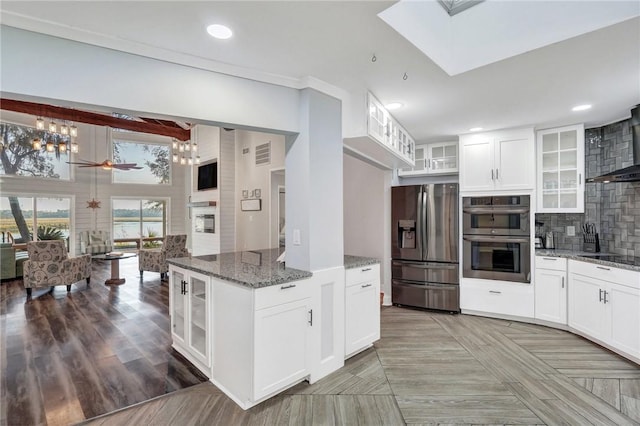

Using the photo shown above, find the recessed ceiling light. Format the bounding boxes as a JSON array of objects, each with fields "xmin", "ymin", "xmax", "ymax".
[
  {"xmin": 207, "ymin": 24, "xmax": 233, "ymax": 40},
  {"xmin": 469, "ymin": 127, "xmax": 483, "ymax": 132},
  {"xmin": 385, "ymin": 102, "xmax": 403, "ymax": 111},
  {"xmin": 572, "ymin": 104, "xmax": 592, "ymax": 112}
]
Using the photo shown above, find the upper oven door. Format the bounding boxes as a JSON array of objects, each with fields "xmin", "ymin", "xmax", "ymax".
[
  {"xmin": 462, "ymin": 234, "xmax": 531, "ymax": 283},
  {"xmin": 462, "ymin": 206, "xmax": 529, "ymax": 236}
]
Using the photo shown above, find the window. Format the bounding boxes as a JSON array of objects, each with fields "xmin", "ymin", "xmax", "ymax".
[
  {"xmin": 112, "ymin": 198, "xmax": 167, "ymax": 249},
  {"xmin": 112, "ymin": 135, "xmax": 171, "ymax": 185},
  {"xmin": 0, "ymin": 196, "xmax": 71, "ymax": 245},
  {"xmin": 0, "ymin": 122, "xmax": 71, "ymax": 180}
]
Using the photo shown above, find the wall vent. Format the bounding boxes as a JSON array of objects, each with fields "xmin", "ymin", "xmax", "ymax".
[{"xmin": 255, "ymin": 142, "xmax": 271, "ymax": 165}]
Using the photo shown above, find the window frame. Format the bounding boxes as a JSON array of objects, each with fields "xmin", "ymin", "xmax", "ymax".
[
  {"xmin": 110, "ymin": 129, "xmax": 173, "ymax": 186},
  {"xmin": 110, "ymin": 196, "xmax": 170, "ymax": 247}
]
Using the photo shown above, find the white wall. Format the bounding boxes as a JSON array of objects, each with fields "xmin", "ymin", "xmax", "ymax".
[
  {"xmin": 0, "ymin": 111, "xmax": 189, "ymax": 254},
  {"xmin": 234, "ymin": 130, "xmax": 285, "ymax": 251},
  {"xmin": 343, "ymin": 154, "xmax": 392, "ymax": 303}
]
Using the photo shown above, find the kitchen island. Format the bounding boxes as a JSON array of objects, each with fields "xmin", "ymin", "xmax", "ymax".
[{"xmin": 167, "ymin": 249, "xmax": 380, "ymax": 409}]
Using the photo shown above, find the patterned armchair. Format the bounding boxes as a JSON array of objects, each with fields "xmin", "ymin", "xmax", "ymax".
[
  {"xmin": 79, "ymin": 230, "xmax": 112, "ymax": 255},
  {"xmin": 23, "ymin": 240, "xmax": 91, "ymax": 296},
  {"xmin": 138, "ymin": 234, "xmax": 189, "ymax": 280}
]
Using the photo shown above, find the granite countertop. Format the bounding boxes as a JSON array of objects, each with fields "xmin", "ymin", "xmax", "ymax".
[
  {"xmin": 167, "ymin": 248, "xmax": 312, "ymax": 288},
  {"xmin": 344, "ymin": 255, "xmax": 380, "ymax": 269},
  {"xmin": 536, "ymin": 249, "xmax": 640, "ymax": 272}
]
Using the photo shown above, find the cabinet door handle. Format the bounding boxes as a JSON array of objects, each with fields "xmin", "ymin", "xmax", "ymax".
[
  {"xmin": 280, "ymin": 284, "xmax": 296, "ymax": 290},
  {"xmin": 542, "ymin": 257, "xmax": 557, "ymax": 261},
  {"xmin": 603, "ymin": 291, "xmax": 609, "ymax": 304},
  {"xmin": 491, "ymin": 169, "xmax": 494, "ymax": 180},
  {"xmin": 599, "ymin": 288, "xmax": 603, "ymax": 302},
  {"xmin": 561, "ymin": 277, "xmax": 565, "ymax": 289},
  {"xmin": 597, "ymin": 266, "xmax": 610, "ymax": 271},
  {"xmin": 183, "ymin": 280, "xmax": 188, "ymax": 295},
  {"xmin": 579, "ymin": 173, "xmax": 582, "ymax": 186},
  {"xmin": 495, "ymin": 168, "xmax": 499, "ymax": 180},
  {"xmin": 489, "ymin": 290, "xmax": 501, "ymax": 294},
  {"xmin": 181, "ymin": 280, "xmax": 184, "ymax": 295},
  {"xmin": 426, "ymin": 158, "xmax": 431, "ymax": 169},
  {"xmin": 308, "ymin": 309, "xmax": 313, "ymax": 326},
  {"xmin": 361, "ymin": 283, "xmax": 373, "ymax": 288},
  {"xmin": 361, "ymin": 267, "xmax": 372, "ymax": 272}
]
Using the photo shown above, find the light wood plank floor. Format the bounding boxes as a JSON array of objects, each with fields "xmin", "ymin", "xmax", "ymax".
[{"xmin": 3, "ymin": 259, "xmax": 640, "ymax": 425}]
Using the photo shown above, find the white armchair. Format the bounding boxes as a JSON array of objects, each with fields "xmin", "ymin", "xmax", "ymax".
[{"xmin": 79, "ymin": 230, "xmax": 112, "ymax": 255}]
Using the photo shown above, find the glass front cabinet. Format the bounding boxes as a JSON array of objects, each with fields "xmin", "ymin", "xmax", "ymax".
[
  {"xmin": 170, "ymin": 266, "xmax": 211, "ymax": 374},
  {"xmin": 398, "ymin": 141, "xmax": 458, "ymax": 176},
  {"xmin": 536, "ymin": 124, "xmax": 585, "ymax": 213}
]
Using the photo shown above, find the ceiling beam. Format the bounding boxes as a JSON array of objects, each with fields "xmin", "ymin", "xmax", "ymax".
[{"xmin": 0, "ymin": 98, "xmax": 192, "ymax": 141}]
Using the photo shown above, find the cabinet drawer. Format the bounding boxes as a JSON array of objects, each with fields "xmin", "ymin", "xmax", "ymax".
[
  {"xmin": 535, "ymin": 256, "xmax": 567, "ymax": 271},
  {"xmin": 345, "ymin": 264, "xmax": 379, "ymax": 287},
  {"xmin": 255, "ymin": 280, "xmax": 311, "ymax": 310},
  {"xmin": 460, "ymin": 280, "xmax": 534, "ymax": 318},
  {"xmin": 569, "ymin": 260, "xmax": 639, "ymax": 290}
]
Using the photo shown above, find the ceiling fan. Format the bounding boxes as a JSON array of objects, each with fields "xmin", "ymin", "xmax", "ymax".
[{"xmin": 66, "ymin": 159, "xmax": 142, "ymax": 170}]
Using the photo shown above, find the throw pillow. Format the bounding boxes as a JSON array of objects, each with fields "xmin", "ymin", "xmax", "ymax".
[{"xmin": 90, "ymin": 234, "xmax": 103, "ymax": 244}]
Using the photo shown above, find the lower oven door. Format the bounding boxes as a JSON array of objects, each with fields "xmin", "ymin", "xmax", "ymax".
[
  {"xmin": 392, "ymin": 279, "xmax": 460, "ymax": 312},
  {"xmin": 462, "ymin": 234, "xmax": 531, "ymax": 283}
]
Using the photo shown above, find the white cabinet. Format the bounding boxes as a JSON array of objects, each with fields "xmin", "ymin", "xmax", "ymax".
[
  {"xmin": 534, "ymin": 256, "xmax": 567, "ymax": 324},
  {"xmin": 345, "ymin": 264, "xmax": 380, "ymax": 358},
  {"xmin": 343, "ymin": 92, "xmax": 415, "ymax": 170},
  {"xmin": 536, "ymin": 124, "xmax": 585, "ymax": 212},
  {"xmin": 568, "ymin": 260, "xmax": 640, "ymax": 360},
  {"xmin": 460, "ymin": 278, "xmax": 534, "ymax": 318},
  {"xmin": 211, "ymin": 277, "xmax": 315, "ymax": 409},
  {"xmin": 254, "ymin": 296, "xmax": 312, "ymax": 400},
  {"xmin": 459, "ymin": 128, "xmax": 535, "ymax": 192},
  {"xmin": 398, "ymin": 142, "xmax": 458, "ymax": 176},
  {"xmin": 169, "ymin": 266, "xmax": 211, "ymax": 374}
]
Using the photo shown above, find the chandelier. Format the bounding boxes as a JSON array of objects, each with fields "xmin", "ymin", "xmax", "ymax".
[
  {"xmin": 172, "ymin": 139, "xmax": 200, "ymax": 166},
  {"xmin": 32, "ymin": 116, "xmax": 79, "ymax": 153}
]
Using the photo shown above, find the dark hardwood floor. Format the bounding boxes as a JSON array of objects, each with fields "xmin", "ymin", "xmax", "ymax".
[
  {"xmin": 3, "ymin": 258, "xmax": 640, "ymax": 425},
  {"xmin": 0, "ymin": 257, "xmax": 207, "ymax": 426}
]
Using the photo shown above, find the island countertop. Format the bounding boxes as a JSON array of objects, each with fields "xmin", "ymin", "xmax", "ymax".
[{"xmin": 167, "ymin": 248, "xmax": 312, "ymax": 288}]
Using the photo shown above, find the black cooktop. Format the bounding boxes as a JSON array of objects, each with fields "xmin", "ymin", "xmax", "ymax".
[{"xmin": 578, "ymin": 254, "xmax": 640, "ymax": 267}]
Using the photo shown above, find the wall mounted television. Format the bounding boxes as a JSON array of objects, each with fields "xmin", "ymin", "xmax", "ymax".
[{"xmin": 197, "ymin": 160, "xmax": 218, "ymax": 191}]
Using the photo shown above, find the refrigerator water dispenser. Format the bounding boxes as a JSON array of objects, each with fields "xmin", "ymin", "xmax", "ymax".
[{"xmin": 398, "ymin": 220, "xmax": 416, "ymax": 249}]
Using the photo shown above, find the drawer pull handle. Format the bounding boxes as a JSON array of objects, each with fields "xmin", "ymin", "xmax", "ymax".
[
  {"xmin": 489, "ymin": 290, "xmax": 501, "ymax": 294},
  {"xmin": 280, "ymin": 284, "xmax": 296, "ymax": 290},
  {"xmin": 542, "ymin": 258, "xmax": 557, "ymax": 261},
  {"xmin": 361, "ymin": 283, "xmax": 373, "ymax": 288},
  {"xmin": 361, "ymin": 267, "xmax": 372, "ymax": 272},
  {"xmin": 596, "ymin": 266, "xmax": 610, "ymax": 271}
]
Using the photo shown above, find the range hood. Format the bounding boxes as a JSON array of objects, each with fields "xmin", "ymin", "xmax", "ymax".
[{"xmin": 587, "ymin": 105, "xmax": 640, "ymax": 183}]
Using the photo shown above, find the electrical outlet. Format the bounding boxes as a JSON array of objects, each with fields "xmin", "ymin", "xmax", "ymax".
[{"xmin": 567, "ymin": 225, "xmax": 575, "ymax": 236}]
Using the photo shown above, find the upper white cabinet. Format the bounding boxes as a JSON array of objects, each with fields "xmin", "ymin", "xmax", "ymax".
[
  {"xmin": 398, "ymin": 141, "xmax": 458, "ymax": 177},
  {"xmin": 536, "ymin": 124, "xmax": 585, "ymax": 213},
  {"xmin": 459, "ymin": 128, "xmax": 535, "ymax": 192},
  {"xmin": 343, "ymin": 92, "xmax": 415, "ymax": 170}
]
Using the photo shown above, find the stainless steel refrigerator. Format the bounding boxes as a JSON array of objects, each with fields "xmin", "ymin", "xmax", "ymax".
[{"xmin": 391, "ymin": 183, "xmax": 459, "ymax": 312}]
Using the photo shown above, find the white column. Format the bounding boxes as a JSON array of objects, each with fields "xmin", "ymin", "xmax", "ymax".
[{"xmin": 285, "ymin": 89, "xmax": 343, "ymax": 271}]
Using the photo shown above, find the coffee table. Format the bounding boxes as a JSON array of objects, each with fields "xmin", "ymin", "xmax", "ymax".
[{"xmin": 92, "ymin": 252, "xmax": 137, "ymax": 285}]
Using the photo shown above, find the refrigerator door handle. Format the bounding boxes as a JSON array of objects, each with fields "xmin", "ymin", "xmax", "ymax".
[
  {"xmin": 416, "ymin": 186, "xmax": 423, "ymax": 260},
  {"xmin": 421, "ymin": 186, "xmax": 428, "ymax": 260},
  {"xmin": 392, "ymin": 260, "xmax": 457, "ymax": 269}
]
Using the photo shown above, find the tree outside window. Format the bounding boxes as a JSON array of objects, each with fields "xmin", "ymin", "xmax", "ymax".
[{"xmin": 112, "ymin": 139, "xmax": 170, "ymax": 185}]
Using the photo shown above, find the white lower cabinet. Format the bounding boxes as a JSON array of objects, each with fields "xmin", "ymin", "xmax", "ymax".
[
  {"xmin": 345, "ymin": 264, "xmax": 380, "ymax": 358},
  {"xmin": 254, "ymin": 296, "xmax": 312, "ymax": 400},
  {"xmin": 210, "ymin": 277, "xmax": 315, "ymax": 409},
  {"xmin": 568, "ymin": 260, "xmax": 640, "ymax": 360},
  {"xmin": 534, "ymin": 256, "xmax": 567, "ymax": 324},
  {"xmin": 460, "ymin": 278, "xmax": 534, "ymax": 318},
  {"xmin": 169, "ymin": 266, "xmax": 211, "ymax": 375}
]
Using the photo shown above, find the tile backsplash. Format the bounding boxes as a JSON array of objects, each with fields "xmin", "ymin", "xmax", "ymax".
[{"xmin": 536, "ymin": 118, "xmax": 640, "ymax": 256}]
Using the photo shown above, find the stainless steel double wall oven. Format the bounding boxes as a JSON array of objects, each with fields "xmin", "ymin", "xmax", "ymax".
[{"xmin": 462, "ymin": 195, "xmax": 531, "ymax": 283}]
